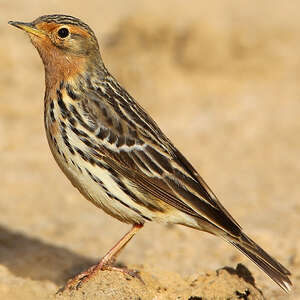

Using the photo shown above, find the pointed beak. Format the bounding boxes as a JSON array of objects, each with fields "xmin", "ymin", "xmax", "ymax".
[{"xmin": 8, "ymin": 21, "xmax": 46, "ymax": 38}]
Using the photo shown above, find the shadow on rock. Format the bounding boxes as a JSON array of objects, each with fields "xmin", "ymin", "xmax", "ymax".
[
  {"xmin": 0, "ymin": 224, "xmax": 96, "ymax": 285},
  {"xmin": 217, "ymin": 264, "xmax": 264, "ymax": 299},
  {"xmin": 220, "ymin": 263, "xmax": 256, "ymax": 286}
]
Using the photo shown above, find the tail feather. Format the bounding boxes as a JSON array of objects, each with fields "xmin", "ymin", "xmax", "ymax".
[{"xmin": 229, "ymin": 233, "xmax": 292, "ymax": 293}]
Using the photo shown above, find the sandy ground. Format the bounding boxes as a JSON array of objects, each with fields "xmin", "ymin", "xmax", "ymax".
[{"xmin": 0, "ymin": 1, "xmax": 299, "ymax": 299}]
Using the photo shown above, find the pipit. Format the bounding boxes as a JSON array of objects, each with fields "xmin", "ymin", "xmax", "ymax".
[{"xmin": 9, "ymin": 15, "xmax": 292, "ymax": 292}]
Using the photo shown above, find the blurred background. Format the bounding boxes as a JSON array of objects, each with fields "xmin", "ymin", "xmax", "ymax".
[{"xmin": 0, "ymin": 1, "xmax": 299, "ymax": 299}]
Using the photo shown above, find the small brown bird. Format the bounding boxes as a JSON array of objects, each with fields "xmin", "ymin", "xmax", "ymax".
[{"xmin": 9, "ymin": 15, "xmax": 291, "ymax": 292}]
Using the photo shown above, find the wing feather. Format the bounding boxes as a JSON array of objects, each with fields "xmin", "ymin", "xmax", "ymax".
[{"xmin": 81, "ymin": 82, "xmax": 242, "ymax": 236}]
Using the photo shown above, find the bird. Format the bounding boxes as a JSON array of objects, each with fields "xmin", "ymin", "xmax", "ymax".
[{"xmin": 8, "ymin": 14, "xmax": 292, "ymax": 293}]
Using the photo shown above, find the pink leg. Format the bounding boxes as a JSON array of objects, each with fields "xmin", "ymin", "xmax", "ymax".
[{"xmin": 61, "ymin": 224, "xmax": 143, "ymax": 291}]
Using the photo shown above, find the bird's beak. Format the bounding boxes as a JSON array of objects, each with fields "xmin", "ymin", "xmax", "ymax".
[{"xmin": 8, "ymin": 21, "xmax": 46, "ymax": 38}]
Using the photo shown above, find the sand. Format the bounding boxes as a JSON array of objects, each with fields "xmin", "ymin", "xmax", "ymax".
[{"xmin": 0, "ymin": 1, "xmax": 299, "ymax": 299}]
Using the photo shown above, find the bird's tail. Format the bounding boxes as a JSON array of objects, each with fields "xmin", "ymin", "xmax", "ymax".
[{"xmin": 227, "ymin": 232, "xmax": 292, "ymax": 292}]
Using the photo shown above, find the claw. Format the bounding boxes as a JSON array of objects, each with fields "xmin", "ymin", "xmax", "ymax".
[
  {"xmin": 57, "ymin": 264, "xmax": 143, "ymax": 293},
  {"xmin": 57, "ymin": 225, "xmax": 143, "ymax": 293}
]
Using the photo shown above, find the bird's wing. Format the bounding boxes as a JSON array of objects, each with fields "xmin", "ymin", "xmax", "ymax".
[{"xmin": 82, "ymin": 79, "xmax": 241, "ymax": 236}]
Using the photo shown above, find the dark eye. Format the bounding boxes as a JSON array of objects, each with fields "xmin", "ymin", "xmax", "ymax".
[{"xmin": 57, "ymin": 27, "xmax": 69, "ymax": 38}]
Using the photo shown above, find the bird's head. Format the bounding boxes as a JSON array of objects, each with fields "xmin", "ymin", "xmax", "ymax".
[{"xmin": 9, "ymin": 15, "xmax": 102, "ymax": 83}]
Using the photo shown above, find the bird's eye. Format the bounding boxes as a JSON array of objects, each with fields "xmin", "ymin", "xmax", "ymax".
[{"xmin": 57, "ymin": 27, "xmax": 69, "ymax": 38}]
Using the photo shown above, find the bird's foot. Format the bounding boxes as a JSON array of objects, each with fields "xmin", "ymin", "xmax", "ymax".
[
  {"xmin": 57, "ymin": 225, "xmax": 144, "ymax": 293},
  {"xmin": 57, "ymin": 259, "xmax": 142, "ymax": 293}
]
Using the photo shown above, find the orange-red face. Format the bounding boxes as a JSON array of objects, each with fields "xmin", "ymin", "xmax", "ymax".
[
  {"xmin": 9, "ymin": 20, "xmax": 98, "ymax": 57},
  {"xmin": 9, "ymin": 18, "xmax": 100, "ymax": 84},
  {"xmin": 37, "ymin": 22, "xmax": 97, "ymax": 55}
]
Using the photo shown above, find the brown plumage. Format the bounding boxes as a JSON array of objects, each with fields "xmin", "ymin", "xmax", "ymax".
[{"xmin": 9, "ymin": 14, "xmax": 292, "ymax": 292}]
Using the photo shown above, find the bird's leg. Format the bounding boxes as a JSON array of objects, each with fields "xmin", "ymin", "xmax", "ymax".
[
  {"xmin": 96, "ymin": 224, "xmax": 143, "ymax": 270},
  {"xmin": 62, "ymin": 224, "xmax": 143, "ymax": 291}
]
